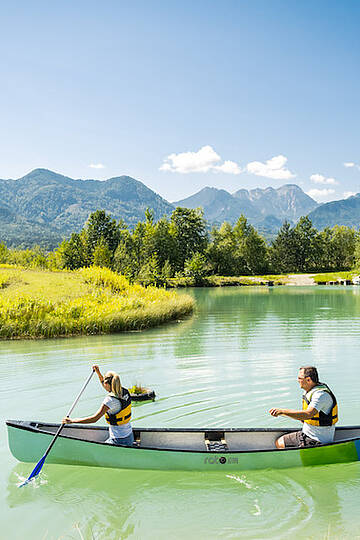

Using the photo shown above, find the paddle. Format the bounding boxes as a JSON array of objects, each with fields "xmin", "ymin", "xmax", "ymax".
[{"xmin": 19, "ymin": 368, "xmax": 95, "ymax": 487}]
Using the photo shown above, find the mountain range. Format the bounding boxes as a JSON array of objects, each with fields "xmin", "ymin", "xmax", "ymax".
[
  {"xmin": 0, "ymin": 168, "xmax": 359, "ymax": 249},
  {"xmin": 308, "ymin": 194, "xmax": 360, "ymax": 230},
  {"xmin": 0, "ymin": 169, "xmax": 173, "ymax": 248},
  {"xmin": 174, "ymin": 185, "xmax": 318, "ymax": 231}
]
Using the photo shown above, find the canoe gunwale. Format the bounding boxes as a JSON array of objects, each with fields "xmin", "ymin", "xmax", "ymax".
[{"xmin": 6, "ymin": 420, "xmax": 360, "ymax": 455}]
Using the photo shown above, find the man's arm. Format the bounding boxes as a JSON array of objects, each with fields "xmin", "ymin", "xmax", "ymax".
[{"xmin": 269, "ymin": 406, "xmax": 318, "ymax": 421}]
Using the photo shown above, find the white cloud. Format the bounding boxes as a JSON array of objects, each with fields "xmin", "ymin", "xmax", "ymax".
[
  {"xmin": 160, "ymin": 148, "xmax": 297, "ymax": 178},
  {"xmin": 214, "ymin": 160, "xmax": 242, "ymax": 174},
  {"xmin": 344, "ymin": 161, "xmax": 360, "ymax": 171},
  {"xmin": 310, "ymin": 173, "xmax": 338, "ymax": 185},
  {"xmin": 89, "ymin": 163, "xmax": 105, "ymax": 169},
  {"xmin": 306, "ymin": 188, "xmax": 335, "ymax": 202},
  {"xmin": 344, "ymin": 191, "xmax": 356, "ymax": 198},
  {"xmin": 159, "ymin": 145, "xmax": 242, "ymax": 174},
  {"xmin": 245, "ymin": 155, "xmax": 295, "ymax": 180}
]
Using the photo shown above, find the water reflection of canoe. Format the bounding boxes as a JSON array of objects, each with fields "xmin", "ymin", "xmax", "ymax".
[{"xmin": 6, "ymin": 420, "xmax": 360, "ymax": 471}]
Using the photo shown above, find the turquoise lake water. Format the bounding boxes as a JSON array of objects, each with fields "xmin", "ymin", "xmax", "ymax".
[{"xmin": 2, "ymin": 286, "xmax": 360, "ymax": 539}]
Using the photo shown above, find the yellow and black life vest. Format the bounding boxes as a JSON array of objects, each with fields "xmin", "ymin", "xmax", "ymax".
[
  {"xmin": 302, "ymin": 383, "xmax": 338, "ymax": 426},
  {"xmin": 104, "ymin": 388, "xmax": 132, "ymax": 426}
]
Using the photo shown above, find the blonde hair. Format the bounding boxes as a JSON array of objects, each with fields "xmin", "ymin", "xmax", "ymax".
[{"xmin": 104, "ymin": 371, "xmax": 123, "ymax": 398}]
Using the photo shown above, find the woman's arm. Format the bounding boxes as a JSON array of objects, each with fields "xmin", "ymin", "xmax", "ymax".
[
  {"xmin": 92, "ymin": 364, "xmax": 104, "ymax": 385},
  {"xmin": 62, "ymin": 403, "xmax": 109, "ymax": 424}
]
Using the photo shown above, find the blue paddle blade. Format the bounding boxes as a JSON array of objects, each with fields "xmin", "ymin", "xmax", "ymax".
[{"xmin": 18, "ymin": 455, "xmax": 46, "ymax": 488}]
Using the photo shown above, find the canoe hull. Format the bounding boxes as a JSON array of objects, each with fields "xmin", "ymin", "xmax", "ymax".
[{"xmin": 7, "ymin": 422, "xmax": 360, "ymax": 472}]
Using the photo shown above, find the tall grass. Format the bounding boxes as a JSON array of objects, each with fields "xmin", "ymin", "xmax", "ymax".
[
  {"xmin": 312, "ymin": 271, "xmax": 357, "ymax": 284},
  {"xmin": 0, "ymin": 273, "xmax": 10, "ymax": 289},
  {"xmin": 0, "ymin": 266, "xmax": 194, "ymax": 339},
  {"xmin": 80, "ymin": 266, "xmax": 130, "ymax": 293}
]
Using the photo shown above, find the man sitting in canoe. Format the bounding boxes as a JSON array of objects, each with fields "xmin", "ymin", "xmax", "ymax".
[
  {"xmin": 269, "ymin": 366, "xmax": 338, "ymax": 448},
  {"xmin": 63, "ymin": 365, "xmax": 134, "ymax": 446}
]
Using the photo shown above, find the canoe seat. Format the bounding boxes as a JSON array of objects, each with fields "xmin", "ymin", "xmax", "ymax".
[
  {"xmin": 139, "ymin": 431, "xmax": 206, "ymax": 450},
  {"xmin": 225, "ymin": 430, "xmax": 284, "ymax": 450}
]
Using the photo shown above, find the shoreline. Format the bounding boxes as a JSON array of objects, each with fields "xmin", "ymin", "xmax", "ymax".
[{"xmin": 166, "ymin": 271, "xmax": 358, "ymax": 288}]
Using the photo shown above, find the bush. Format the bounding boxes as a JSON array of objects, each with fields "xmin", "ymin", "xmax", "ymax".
[{"xmin": 184, "ymin": 252, "xmax": 208, "ymax": 284}]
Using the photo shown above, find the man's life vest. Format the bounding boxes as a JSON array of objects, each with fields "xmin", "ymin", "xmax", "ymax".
[
  {"xmin": 302, "ymin": 383, "xmax": 338, "ymax": 426},
  {"xmin": 104, "ymin": 387, "xmax": 132, "ymax": 426}
]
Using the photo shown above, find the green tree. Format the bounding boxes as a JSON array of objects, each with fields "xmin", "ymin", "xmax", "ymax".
[
  {"xmin": 317, "ymin": 227, "xmax": 333, "ymax": 271},
  {"xmin": 131, "ymin": 220, "xmax": 147, "ymax": 272},
  {"xmin": 141, "ymin": 209, "xmax": 158, "ymax": 263},
  {"xmin": 85, "ymin": 210, "xmax": 120, "ymax": 263},
  {"xmin": 170, "ymin": 207, "xmax": 208, "ymax": 271},
  {"xmin": 161, "ymin": 259, "xmax": 173, "ymax": 281},
  {"xmin": 113, "ymin": 242, "xmax": 135, "ymax": 279},
  {"xmin": 56, "ymin": 233, "xmax": 86, "ymax": 270},
  {"xmin": 93, "ymin": 238, "xmax": 113, "ymax": 268},
  {"xmin": 207, "ymin": 222, "xmax": 237, "ymax": 276},
  {"xmin": 329, "ymin": 225, "xmax": 356, "ymax": 270},
  {"xmin": 152, "ymin": 217, "xmax": 177, "ymax": 270},
  {"xmin": 293, "ymin": 216, "xmax": 320, "ymax": 272},
  {"xmin": 138, "ymin": 253, "xmax": 164, "ymax": 286},
  {"xmin": 184, "ymin": 252, "xmax": 208, "ymax": 284},
  {"xmin": 233, "ymin": 215, "xmax": 269, "ymax": 275},
  {"xmin": 354, "ymin": 232, "xmax": 360, "ymax": 270},
  {"xmin": 0, "ymin": 242, "xmax": 9, "ymax": 263},
  {"xmin": 270, "ymin": 221, "xmax": 298, "ymax": 273},
  {"xmin": 243, "ymin": 228, "xmax": 269, "ymax": 274},
  {"xmin": 113, "ymin": 224, "xmax": 137, "ymax": 279}
]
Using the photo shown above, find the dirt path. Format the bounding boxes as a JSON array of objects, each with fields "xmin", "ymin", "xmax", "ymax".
[{"xmin": 286, "ymin": 274, "xmax": 316, "ymax": 286}]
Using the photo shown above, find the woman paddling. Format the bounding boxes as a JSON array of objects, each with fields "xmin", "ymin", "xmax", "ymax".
[{"xmin": 62, "ymin": 365, "xmax": 134, "ymax": 446}]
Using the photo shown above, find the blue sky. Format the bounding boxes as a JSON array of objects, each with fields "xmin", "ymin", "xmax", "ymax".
[{"xmin": 1, "ymin": 0, "xmax": 360, "ymax": 202}]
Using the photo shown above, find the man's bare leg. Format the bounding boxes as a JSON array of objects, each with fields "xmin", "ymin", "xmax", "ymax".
[{"xmin": 275, "ymin": 436, "xmax": 285, "ymax": 449}]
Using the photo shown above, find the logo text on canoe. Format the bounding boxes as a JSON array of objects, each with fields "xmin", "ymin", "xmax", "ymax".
[{"xmin": 204, "ymin": 456, "xmax": 238, "ymax": 465}]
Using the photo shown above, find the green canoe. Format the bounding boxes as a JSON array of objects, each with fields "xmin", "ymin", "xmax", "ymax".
[{"xmin": 6, "ymin": 420, "xmax": 360, "ymax": 472}]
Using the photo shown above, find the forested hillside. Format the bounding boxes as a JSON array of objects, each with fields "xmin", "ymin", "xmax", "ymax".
[
  {"xmin": 308, "ymin": 194, "xmax": 360, "ymax": 229},
  {"xmin": 0, "ymin": 169, "xmax": 174, "ymax": 248}
]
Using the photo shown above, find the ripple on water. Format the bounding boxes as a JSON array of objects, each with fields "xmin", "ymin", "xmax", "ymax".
[
  {"xmin": 221, "ymin": 470, "xmax": 315, "ymax": 539},
  {"xmin": 13, "ymin": 470, "xmax": 48, "ymax": 489}
]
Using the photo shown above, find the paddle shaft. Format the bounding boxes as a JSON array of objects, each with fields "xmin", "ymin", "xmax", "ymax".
[
  {"xmin": 43, "ymin": 369, "xmax": 95, "ymax": 458},
  {"xmin": 19, "ymin": 369, "xmax": 95, "ymax": 486}
]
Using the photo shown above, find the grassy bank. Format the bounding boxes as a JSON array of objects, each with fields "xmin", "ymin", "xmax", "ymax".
[
  {"xmin": 166, "ymin": 274, "xmax": 289, "ymax": 287},
  {"xmin": 312, "ymin": 271, "xmax": 357, "ymax": 284},
  {"xmin": 0, "ymin": 265, "xmax": 194, "ymax": 339}
]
